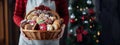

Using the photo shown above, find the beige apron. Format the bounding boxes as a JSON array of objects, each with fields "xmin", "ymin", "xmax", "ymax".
[{"xmin": 19, "ymin": 0, "xmax": 59, "ymax": 45}]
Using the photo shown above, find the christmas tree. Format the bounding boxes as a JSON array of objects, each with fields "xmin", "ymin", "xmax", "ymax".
[{"xmin": 67, "ymin": 0, "xmax": 102, "ymax": 45}]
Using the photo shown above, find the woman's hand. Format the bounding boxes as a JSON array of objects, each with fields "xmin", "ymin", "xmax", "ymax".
[
  {"xmin": 58, "ymin": 24, "xmax": 65, "ymax": 39},
  {"xmin": 20, "ymin": 19, "xmax": 28, "ymax": 28},
  {"xmin": 20, "ymin": 19, "xmax": 31, "ymax": 40}
]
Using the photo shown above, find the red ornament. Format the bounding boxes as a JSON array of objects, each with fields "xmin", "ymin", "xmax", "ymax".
[
  {"xmin": 82, "ymin": 30, "xmax": 88, "ymax": 35},
  {"xmin": 77, "ymin": 33, "xmax": 82, "ymax": 42},
  {"xmin": 70, "ymin": 19, "xmax": 75, "ymax": 23},
  {"xmin": 39, "ymin": 23, "xmax": 47, "ymax": 30},
  {"xmin": 76, "ymin": 26, "xmax": 88, "ymax": 42},
  {"xmin": 81, "ymin": 16, "xmax": 85, "ymax": 20},
  {"xmin": 91, "ymin": 17, "xmax": 96, "ymax": 20},
  {"xmin": 89, "ymin": 8, "xmax": 94, "ymax": 14}
]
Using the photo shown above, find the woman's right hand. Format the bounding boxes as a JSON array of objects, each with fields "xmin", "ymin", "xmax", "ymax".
[
  {"xmin": 57, "ymin": 24, "xmax": 65, "ymax": 39},
  {"xmin": 20, "ymin": 19, "xmax": 28, "ymax": 28},
  {"xmin": 20, "ymin": 19, "xmax": 31, "ymax": 40}
]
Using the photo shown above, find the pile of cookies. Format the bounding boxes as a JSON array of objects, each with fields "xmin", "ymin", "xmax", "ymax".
[{"xmin": 21, "ymin": 5, "xmax": 64, "ymax": 31}]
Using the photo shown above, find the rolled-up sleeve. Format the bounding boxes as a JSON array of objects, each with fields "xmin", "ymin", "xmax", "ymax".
[{"xmin": 13, "ymin": 0, "xmax": 27, "ymax": 27}]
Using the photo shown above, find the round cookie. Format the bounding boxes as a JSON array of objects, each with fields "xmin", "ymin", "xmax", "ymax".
[
  {"xmin": 36, "ymin": 17, "xmax": 44, "ymax": 24},
  {"xmin": 47, "ymin": 24, "xmax": 53, "ymax": 31},
  {"xmin": 32, "ymin": 16, "xmax": 38, "ymax": 20}
]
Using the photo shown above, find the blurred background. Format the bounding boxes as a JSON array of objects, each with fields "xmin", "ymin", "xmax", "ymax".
[{"xmin": 0, "ymin": 0, "xmax": 120, "ymax": 45}]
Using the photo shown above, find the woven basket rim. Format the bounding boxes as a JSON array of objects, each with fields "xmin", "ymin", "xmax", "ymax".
[
  {"xmin": 22, "ymin": 28, "xmax": 61, "ymax": 32},
  {"xmin": 24, "ymin": 9, "xmax": 60, "ymax": 20}
]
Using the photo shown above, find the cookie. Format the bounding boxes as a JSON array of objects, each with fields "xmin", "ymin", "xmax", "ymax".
[
  {"xmin": 49, "ymin": 16, "xmax": 56, "ymax": 21},
  {"xmin": 52, "ymin": 20, "xmax": 61, "ymax": 30},
  {"xmin": 32, "ymin": 16, "xmax": 38, "ymax": 20},
  {"xmin": 24, "ymin": 24, "xmax": 34, "ymax": 30},
  {"xmin": 27, "ymin": 13, "xmax": 35, "ymax": 20},
  {"xmin": 36, "ymin": 17, "xmax": 44, "ymax": 24},
  {"xmin": 47, "ymin": 24, "xmax": 53, "ymax": 31}
]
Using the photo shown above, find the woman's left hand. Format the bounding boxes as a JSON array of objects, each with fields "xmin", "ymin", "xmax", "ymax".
[{"xmin": 57, "ymin": 24, "xmax": 65, "ymax": 39}]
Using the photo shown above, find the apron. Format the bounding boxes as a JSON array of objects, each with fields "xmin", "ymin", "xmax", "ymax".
[{"xmin": 19, "ymin": 0, "xmax": 59, "ymax": 45}]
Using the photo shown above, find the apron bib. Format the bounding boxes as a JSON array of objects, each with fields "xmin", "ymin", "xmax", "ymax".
[{"xmin": 26, "ymin": 0, "xmax": 56, "ymax": 15}]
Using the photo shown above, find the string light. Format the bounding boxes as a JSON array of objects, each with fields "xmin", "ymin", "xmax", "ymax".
[
  {"xmin": 70, "ymin": 29, "xmax": 73, "ymax": 33},
  {"xmin": 68, "ymin": 6, "xmax": 72, "ymax": 10},
  {"xmin": 93, "ymin": 35, "xmax": 96, "ymax": 38},
  {"xmin": 96, "ymin": 40, "xmax": 99, "ymax": 43},
  {"xmin": 77, "ymin": 6, "xmax": 79, "ymax": 8},
  {"xmin": 97, "ymin": 31, "xmax": 100, "ymax": 36},
  {"xmin": 87, "ymin": 0, "xmax": 92, "ymax": 5},
  {"xmin": 70, "ymin": 14, "xmax": 75, "ymax": 19},
  {"xmin": 74, "ymin": 34, "xmax": 77, "ymax": 36},
  {"xmin": 80, "ymin": 8, "xmax": 83, "ymax": 11},
  {"xmin": 90, "ymin": 25, "xmax": 93, "ymax": 28},
  {"xmin": 86, "ymin": 7, "xmax": 88, "ymax": 9},
  {"xmin": 82, "ymin": 11, "xmax": 87, "ymax": 15},
  {"xmin": 84, "ymin": 21, "xmax": 88, "ymax": 23},
  {"xmin": 89, "ymin": 19, "xmax": 92, "ymax": 22},
  {"xmin": 75, "ymin": 18, "xmax": 78, "ymax": 21}
]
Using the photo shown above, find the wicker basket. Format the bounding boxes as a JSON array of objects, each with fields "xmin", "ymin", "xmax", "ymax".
[
  {"xmin": 21, "ymin": 6, "xmax": 63, "ymax": 40},
  {"xmin": 22, "ymin": 29, "xmax": 61, "ymax": 40}
]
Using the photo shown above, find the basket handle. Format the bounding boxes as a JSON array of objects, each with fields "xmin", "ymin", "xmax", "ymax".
[{"xmin": 24, "ymin": 9, "xmax": 36, "ymax": 19}]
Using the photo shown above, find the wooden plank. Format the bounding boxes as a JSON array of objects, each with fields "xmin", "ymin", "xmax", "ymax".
[
  {"xmin": 4, "ymin": 0, "xmax": 9, "ymax": 45},
  {"xmin": 0, "ymin": 1, "xmax": 4, "ymax": 45}
]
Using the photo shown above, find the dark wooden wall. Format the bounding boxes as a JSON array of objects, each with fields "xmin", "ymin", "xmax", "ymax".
[
  {"xmin": 8, "ymin": 0, "xmax": 20, "ymax": 45},
  {"xmin": 97, "ymin": 0, "xmax": 120, "ymax": 45},
  {"xmin": 0, "ymin": 0, "xmax": 9, "ymax": 45}
]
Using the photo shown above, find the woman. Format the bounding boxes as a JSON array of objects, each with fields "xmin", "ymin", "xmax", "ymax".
[{"xmin": 13, "ymin": 0, "xmax": 69, "ymax": 45}]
